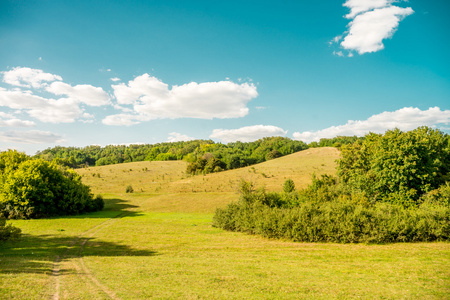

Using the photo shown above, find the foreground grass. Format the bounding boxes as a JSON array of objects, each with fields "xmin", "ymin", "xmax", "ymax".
[
  {"xmin": 2, "ymin": 193, "xmax": 449, "ymax": 299},
  {"xmin": 1, "ymin": 148, "xmax": 449, "ymax": 299}
]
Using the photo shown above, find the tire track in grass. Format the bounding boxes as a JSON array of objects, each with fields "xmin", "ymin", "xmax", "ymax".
[{"xmin": 52, "ymin": 212, "xmax": 131, "ymax": 300}]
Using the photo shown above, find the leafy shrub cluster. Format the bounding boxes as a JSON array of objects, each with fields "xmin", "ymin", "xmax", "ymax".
[
  {"xmin": 0, "ymin": 150, "xmax": 104, "ymax": 219},
  {"xmin": 213, "ymin": 127, "xmax": 450, "ymax": 243},
  {"xmin": 213, "ymin": 187, "xmax": 449, "ymax": 243}
]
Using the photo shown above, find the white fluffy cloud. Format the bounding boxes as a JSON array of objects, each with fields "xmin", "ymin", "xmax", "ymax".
[
  {"xmin": 0, "ymin": 67, "xmax": 110, "ymax": 124},
  {"xmin": 0, "ymin": 88, "xmax": 83, "ymax": 123},
  {"xmin": 104, "ymin": 74, "xmax": 258, "ymax": 125},
  {"xmin": 46, "ymin": 82, "xmax": 110, "ymax": 106},
  {"xmin": 0, "ymin": 130, "xmax": 65, "ymax": 144},
  {"xmin": 343, "ymin": 0, "xmax": 395, "ymax": 19},
  {"xmin": 167, "ymin": 132, "xmax": 196, "ymax": 143},
  {"xmin": 210, "ymin": 125, "xmax": 287, "ymax": 143},
  {"xmin": 334, "ymin": 0, "xmax": 413, "ymax": 55},
  {"xmin": 2, "ymin": 67, "xmax": 62, "ymax": 88},
  {"xmin": 293, "ymin": 107, "xmax": 450, "ymax": 143}
]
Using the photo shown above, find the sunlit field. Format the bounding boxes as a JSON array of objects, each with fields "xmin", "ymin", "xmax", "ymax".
[{"xmin": 1, "ymin": 148, "xmax": 449, "ymax": 299}]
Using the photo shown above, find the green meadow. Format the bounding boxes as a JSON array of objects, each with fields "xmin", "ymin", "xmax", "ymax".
[{"xmin": 1, "ymin": 147, "xmax": 449, "ymax": 299}]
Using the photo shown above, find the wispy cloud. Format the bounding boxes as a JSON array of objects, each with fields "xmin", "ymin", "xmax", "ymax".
[
  {"xmin": 0, "ymin": 111, "xmax": 35, "ymax": 127},
  {"xmin": 104, "ymin": 74, "xmax": 258, "ymax": 125},
  {"xmin": 0, "ymin": 130, "xmax": 65, "ymax": 144},
  {"xmin": 210, "ymin": 125, "xmax": 287, "ymax": 143},
  {"xmin": 293, "ymin": 107, "xmax": 450, "ymax": 143},
  {"xmin": 332, "ymin": 0, "xmax": 413, "ymax": 55}
]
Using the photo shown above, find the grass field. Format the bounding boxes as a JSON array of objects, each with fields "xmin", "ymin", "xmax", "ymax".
[{"xmin": 1, "ymin": 147, "xmax": 449, "ymax": 299}]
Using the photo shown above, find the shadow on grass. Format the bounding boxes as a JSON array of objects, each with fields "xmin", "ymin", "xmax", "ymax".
[
  {"xmin": 56, "ymin": 198, "xmax": 143, "ymax": 219},
  {"xmin": 0, "ymin": 197, "xmax": 154, "ymax": 275},
  {"xmin": 0, "ymin": 233, "xmax": 158, "ymax": 275},
  {"xmin": 102, "ymin": 198, "xmax": 139, "ymax": 212}
]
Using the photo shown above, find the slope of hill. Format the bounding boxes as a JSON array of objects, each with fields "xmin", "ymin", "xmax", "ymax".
[{"xmin": 77, "ymin": 147, "xmax": 339, "ymax": 195}]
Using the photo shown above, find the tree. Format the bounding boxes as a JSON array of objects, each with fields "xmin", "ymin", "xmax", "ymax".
[
  {"xmin": 0, "ymin": 157, "xmax": 103, "ymax": 219},
  {"xmin": 337, "ymin": 127, "xmax": 450, "ymax": 205},
  {"xmin": 283, "ymin": 179, "xmax": 296, "ymax": 193}
]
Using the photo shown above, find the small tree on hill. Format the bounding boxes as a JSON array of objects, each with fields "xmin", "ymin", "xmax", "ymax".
[{"xmin": 283, "ymin": 178, "xmax": 296, "ymax": 193}]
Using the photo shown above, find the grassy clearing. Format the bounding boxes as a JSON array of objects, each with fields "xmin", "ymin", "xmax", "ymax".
[{"xmin": 1, "ymin": 148, "xmax": 449, "ymax": 299}]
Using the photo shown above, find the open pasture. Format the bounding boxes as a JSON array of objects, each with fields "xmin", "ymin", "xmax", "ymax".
[{"xmin": 1, "ymin": 148, "xmax": 449, "ymax": 299}]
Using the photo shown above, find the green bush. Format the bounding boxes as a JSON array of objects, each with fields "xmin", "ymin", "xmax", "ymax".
[
  {"xmin": 0, "ymin": 150, "xmax": 103, "ymax": 219},
  {"xmin": 213, "ymin": 197, "xmax": 450, "ymax": 243},
  {"xmin": 213, "ymin": 178, "xmax": 450, "ymax": 244}
]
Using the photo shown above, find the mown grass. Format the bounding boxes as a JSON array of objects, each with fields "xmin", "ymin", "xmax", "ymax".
[{"xmin": 1, "ymin": 148, "xmax": 449, "ymax": 299}]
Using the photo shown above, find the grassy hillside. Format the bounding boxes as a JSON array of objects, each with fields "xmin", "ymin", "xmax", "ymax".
[
  {"xmin": 1, "ymin": 147, "xmax": 449, "ymax": 299},
  {"xmin": 78, "ymin": 147, "xmax": 339, "ymax": 195}
]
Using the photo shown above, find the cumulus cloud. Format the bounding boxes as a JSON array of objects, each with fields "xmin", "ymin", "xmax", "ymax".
[
  {"xmin": 167, "ymin": 132, "xmax": 196, "ymax": 143},
  {"xmin": 343, "ymin": 0, "xmax": 395, "ymax": 19},
  {"xmin": 110, "ymin": 77, "xmax": 121, "ymax": 82},
  {"xmin": 46, "ymin": 82, "xmax": 110, "ymax": 106},
  {"xmin": 333, "ymin": 0, "xmax": 413, "ymax": 55},
  {"xmin": 293, "ymin": 107, "xmax": 450, "ymax": 143},
  {"xmin": 0, "ymin": 88, "xmax": 83, "ymax": 123},
  {"xmin": 0, "ymin": 67, "xmax": 110, "ymax": 124},
  {"xmin": 0, "ymin": 130, "xmax": 65, "ymax": 144},
  {"xmin": 2, "ymin": 67, "xmax": 62, "ymax": 88},
  {"xmin": 210, "ymin": 125, "xmax": 287, "ymax": 143},
  {"xmin": 105, "ymin": 74, "xmax": 258, "ymax": 125}
]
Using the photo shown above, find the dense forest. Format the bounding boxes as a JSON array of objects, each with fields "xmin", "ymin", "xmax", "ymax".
[{"xmin": 213, "ymin": 127, "xmax": 450, "ymax": 243}]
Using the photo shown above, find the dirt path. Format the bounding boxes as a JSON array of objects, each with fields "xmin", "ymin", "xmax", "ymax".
[{"xmin": 51, "ymin": 212, "xmax": 131, "ymax": 300}]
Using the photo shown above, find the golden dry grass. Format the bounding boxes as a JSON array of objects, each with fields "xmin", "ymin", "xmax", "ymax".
[{"xmin": 78, "ymin": 147, "xmax": 340, "ymax": 195}]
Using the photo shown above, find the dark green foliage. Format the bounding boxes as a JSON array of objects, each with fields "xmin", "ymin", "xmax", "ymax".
[
  {"xmin": 283, "ymin": 179, "xmax": 296, "ymax": 193},
  {"xmin": 337, "ymin": 127, "xmax": 450, "ymax": 205},
  {"xmin": 0, "ymin": 150, "xmax": 103, "ymax": 219},
  {"xmin": 308, "ymin": 136, "xmax": 363, "ymax": 148},
  {"xmin": 214, "ymin": 200, "xmax": 450, "ymax": 243},
  {"xmin": 265, "ymin": 149, "xmax": 282, "ymax": 160},
  {"xmin": 214, "ymin": 127, "xmax": 450, "ymax": 243},
  {"xmin": 35, "ymin": 137, "xmax": 308, "ymax": 175},
  {"xmin": 213, "ymin": 181, "xmax": 450, "ymax": 243},
  {"xmin": 0, "ymin": 218, "xmax": 21, "ymax": 241},
  {"xmin": 186, "ymin": 137, "xmax": 308, "ymax": 175}
]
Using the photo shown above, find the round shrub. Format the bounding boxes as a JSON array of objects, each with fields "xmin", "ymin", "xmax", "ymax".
[{"xmin": 0, "ymin": 158, "xmax": 102, "ymax": 219}]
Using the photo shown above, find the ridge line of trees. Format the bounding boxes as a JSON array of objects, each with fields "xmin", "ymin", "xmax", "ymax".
[{"xmin": 35, "ymin": 136, "xmax": 363, "ymax": 175}]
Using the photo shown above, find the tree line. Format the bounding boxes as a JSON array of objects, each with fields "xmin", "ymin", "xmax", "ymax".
[{"xmin": 35, "ymin": 136, "xmax": 362, "ymax": 174}]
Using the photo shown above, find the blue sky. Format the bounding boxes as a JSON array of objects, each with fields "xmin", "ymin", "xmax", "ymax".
[{"xmin": 1, "ymin": 0, "xmax": 449, "ymax": 154}]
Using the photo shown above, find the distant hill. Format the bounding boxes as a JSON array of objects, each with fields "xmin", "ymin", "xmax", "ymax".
[{"xmin": 76, "ymin": 147, "xmax": 339, "ymax": 195}]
